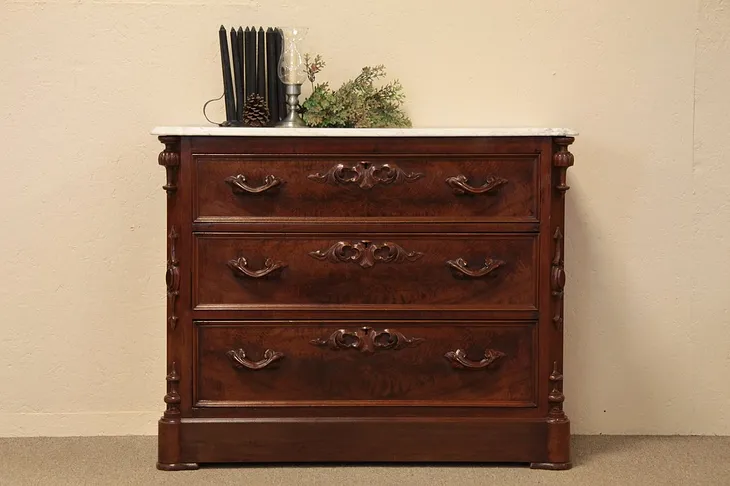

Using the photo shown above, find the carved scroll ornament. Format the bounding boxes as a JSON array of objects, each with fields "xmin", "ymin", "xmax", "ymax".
[
  {"xmin": 165, "ymin": 226, "xmax": 180, "ymax": 330},
  {"xmin": 551, "ymin": 227, "xmax": 565, "ymax": 330},
  {"xmin": 308, "ymin": 161, "xmax": 424, "ymax": 189},
  {"xmin": 309, "ymin": 240, "xmax": 423, "ymax": 269},
  {"xmin": 310, "ymin": 327, "xmax": 424, "ymax": 354}
]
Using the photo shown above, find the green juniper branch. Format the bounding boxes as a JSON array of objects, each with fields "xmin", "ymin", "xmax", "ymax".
[{"xmin": 301, "ymin": 57, "xmax": 411, "ymax": 128}]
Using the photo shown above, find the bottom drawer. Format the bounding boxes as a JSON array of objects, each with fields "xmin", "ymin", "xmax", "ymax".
[{"xmin": 194, "ymin": 321, "xmax": 537, "ymax": 408}]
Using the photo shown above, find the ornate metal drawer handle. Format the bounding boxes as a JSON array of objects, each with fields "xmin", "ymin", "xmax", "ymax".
[
  {"xmin": 446, "ymin": 257, "xmax": 505, "ymax": 278},
  {"xmin": 310, "ymin": 327, "xmax": 424, "ymax": 354},
  {"xmin": 225, "ymin": 174, "xmax": 282, "ymax": 194},
  {"xmin": 227, "ymin": 348, "xmax": 284, "ymax": 370},
  {"xmin": 444, "ymin": 348, "xmax": 506, "ymax": 369},
  {"xmin": 309, "ymin": 240, "xmax": 423, "ymax": 269},
  {"xmin": 446, "ymin": 174, "xmax": 508, "ymax": 195},
  {"xmin": 227, "ymin": 257, "xmax": 287, "ymax": 278},
  {"xmin": 308, "ymin": 161, "xmax": 424, "ymax": 189}
]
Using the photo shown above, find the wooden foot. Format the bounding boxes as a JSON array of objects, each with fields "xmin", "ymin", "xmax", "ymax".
[
  {"xmin": 530, "ymin": 461, "xmax": 572, "ymax": 470},
  {"xmin": 158, "ymin": 363, "xmax": 193, "ymax": 471},
  {"xmin": 156, "ymin": 462, "xmax": 200, "ymax": 471}
]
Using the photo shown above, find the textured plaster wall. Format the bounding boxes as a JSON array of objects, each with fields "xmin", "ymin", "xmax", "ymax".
[{"xmin": 0, "ymin": 0, "xmax": 727, "ymax": 436}]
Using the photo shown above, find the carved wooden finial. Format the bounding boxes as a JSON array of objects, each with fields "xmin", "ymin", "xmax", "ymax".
[
  {"xmin": 158, "ymin": 136, "xmax": 181, "ymax": 195},
  {"xmin": 162, "ymin": 361, "xmax": 181, "ymax": 419},
  {"xmin": 553, "ymin": 137, "xmax": 575, "ymax": 194},
  {"xmin": 550, "ymin": 361, "xmax": 563, "ymax": 381},
  {"xmin": 548, "ymin": 361, "xmax": 568, "ymax": 423}
]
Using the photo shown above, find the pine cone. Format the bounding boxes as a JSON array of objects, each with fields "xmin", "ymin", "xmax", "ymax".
[{"xmin": 242, "ymin": 93, "xmax": 271, "ymax": 127}]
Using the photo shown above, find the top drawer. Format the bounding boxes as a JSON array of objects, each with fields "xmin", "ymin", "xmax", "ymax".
[{"xmin": 193, "ymin": 155, "xmax": 539, "ymax": 222}]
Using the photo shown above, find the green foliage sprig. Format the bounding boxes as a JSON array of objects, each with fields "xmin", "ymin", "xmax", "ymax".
[
  {"xmin": 304, "ymin": 53, "xmax": 326, "ymax": 91},
  {"xmin": 301, "ymin": 56, "xmax": 411, "ymax": 128}
]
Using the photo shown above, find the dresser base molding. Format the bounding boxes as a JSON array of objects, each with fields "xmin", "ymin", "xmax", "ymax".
[{"xmin": 160, "ymin": 417, "xmax": 570, "ymax": 467}]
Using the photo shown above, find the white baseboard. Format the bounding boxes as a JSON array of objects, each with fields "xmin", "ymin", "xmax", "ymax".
[
  {"xmin": 0, "ymin": 412, "xmax": 159, "ymax": 437},
  {"xmin": 3, "ymin": 412, "xmax": 725, "ymax": 437}
]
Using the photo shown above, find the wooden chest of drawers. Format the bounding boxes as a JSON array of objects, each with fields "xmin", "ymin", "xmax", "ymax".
[{"xmin": 153, "ymin": 127, "xmax": 577, "ymax": 470}]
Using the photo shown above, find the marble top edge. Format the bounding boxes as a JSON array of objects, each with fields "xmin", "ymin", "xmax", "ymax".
[{"xmin": 151, "ymin": 126, "xmax": 579, "ymax": 137}]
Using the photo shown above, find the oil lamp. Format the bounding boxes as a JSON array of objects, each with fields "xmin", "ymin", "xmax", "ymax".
[{"xmin": 276, "ymin": 27, "xmax": 308, "ymax": 127}]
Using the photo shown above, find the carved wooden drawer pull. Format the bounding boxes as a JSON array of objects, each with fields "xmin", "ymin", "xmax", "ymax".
[
  {"xmin": 225, "ymin": 174, "xmax": 282, "ymax": 194},
  {"xmin": 227, "ymin": 348, "xmax": 284, "ymax": 370},
  {"xmin": 446, "ymin": 257, "xmax": 505, "ymax": 278},
  {"xmin": 446, "ymin": 174, "xmax": 508, "ymax": 195},
  {"xmin": 444, "ymin": 348, "xmax": 506, "ymax": 369},
  {"xmin": 227, "ymin": 257, "xmax": 287, "ymax": 278},
  {"xmin": 310, "ymin": 240, "xmax": 423, "ymax": 269},
  {"xmin": 308, "ymin": 161, "xmax": 424, "ymax": 189},
  {"xmin": 310, "ymin": 327, "xmax": 424, "ymax": 354}
]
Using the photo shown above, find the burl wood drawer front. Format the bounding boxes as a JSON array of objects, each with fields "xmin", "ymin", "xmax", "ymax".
[
  {"xmin": 194, "ymin": 321, "xmax": 537, "ymax": 407},
  {"xmin": 193, "ymin": 233, "xmax": 538, "ymax": 310},
  {"xmin": 193, "ymin": 155, "xmax": 538, "ymax": 222}
]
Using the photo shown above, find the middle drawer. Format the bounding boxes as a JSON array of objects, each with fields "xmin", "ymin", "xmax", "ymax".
[{"xmin": 194, "ymin": 233, "xmax": 538, "ymax": 310}]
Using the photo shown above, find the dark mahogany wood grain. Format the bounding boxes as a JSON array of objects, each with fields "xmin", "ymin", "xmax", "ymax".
[
  {"xmin": 193, "ymin": 233, "xmax": 538, "ymax": 309},
  {"xmin": 179, "ymin": 418, "xmax": 549, "ymax": 463},
  {"xmin": 155, "ymin": 134, "xmax": 575, "ymax": 470},
  {"xmin": 193, "ymin": 154, "xmax": 538, "ymax": 222},
  {"xmin": 193, "ymin": 321, "xmax": 537, "ymax": 407}
]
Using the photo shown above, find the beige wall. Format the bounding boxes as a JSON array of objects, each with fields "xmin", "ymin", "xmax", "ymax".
[{"xmin": 0, "ymin": 0, "xmax": 727, "ymax": 436}]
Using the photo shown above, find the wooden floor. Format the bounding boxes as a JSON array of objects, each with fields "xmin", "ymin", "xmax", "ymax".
[{"xmin": 1, "ymin": 435, "xmax": 728, "ymax": 485}]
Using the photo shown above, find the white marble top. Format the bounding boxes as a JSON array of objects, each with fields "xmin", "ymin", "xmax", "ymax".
[{"xmin": 151, "ymin": 126, "xmax": 578, "ymax": 137}]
